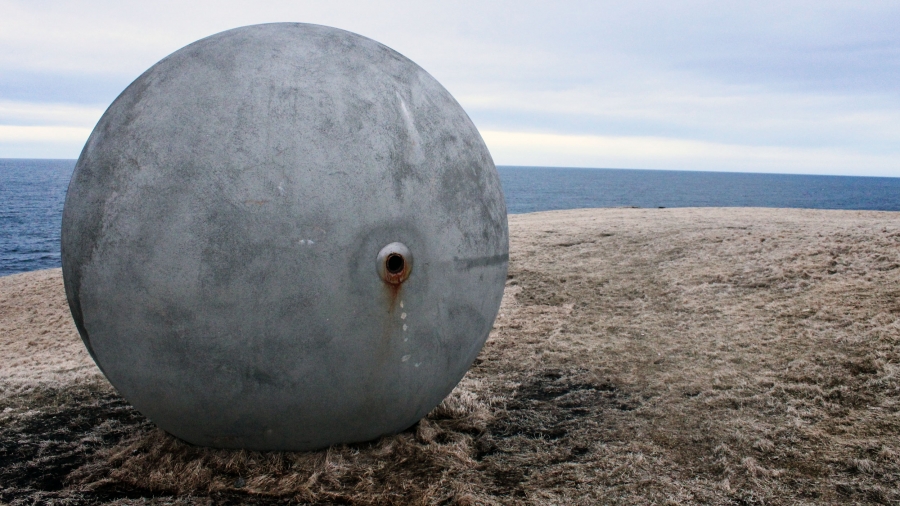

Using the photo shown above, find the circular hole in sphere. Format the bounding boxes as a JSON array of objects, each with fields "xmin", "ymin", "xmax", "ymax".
[{"xmin": 386, "ymin": 253, "xmax": 405, "ymax": 274}]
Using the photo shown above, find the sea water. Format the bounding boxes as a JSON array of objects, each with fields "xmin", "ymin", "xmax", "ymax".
[
  {"xmin": 498, "ymin": 166, "xmax": 900, "ymax": 214},
  {"xmin": 2, "ymin": 160, "xmax": 899, "ymax": 276},
  {"xmin": 1, "ymin": 159, "xmax": 72, "ymax": 277}
]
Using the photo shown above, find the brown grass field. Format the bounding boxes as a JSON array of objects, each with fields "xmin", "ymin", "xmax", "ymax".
[{"xmin": 2, "ymin": 207, "xmax": 899, "ymax": 505}]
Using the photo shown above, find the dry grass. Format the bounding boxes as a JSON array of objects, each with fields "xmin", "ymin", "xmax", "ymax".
[
  {"xmin": 0, "ymin": 268, "xmax": 101, "ymax": 393},
  {"xmin": 2, "ymin": 207, "xmax": 899, "ymax": 504}
]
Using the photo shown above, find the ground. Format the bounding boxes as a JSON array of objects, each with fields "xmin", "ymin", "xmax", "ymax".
[{"xmin": 2, "ymin": 207, "xmax": 899, "ymax": 505}]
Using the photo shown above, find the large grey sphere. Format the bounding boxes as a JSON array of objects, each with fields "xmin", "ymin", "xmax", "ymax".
[{"xmin": 61, "ymin": 23, "xmax": 508, "ymax": 451}]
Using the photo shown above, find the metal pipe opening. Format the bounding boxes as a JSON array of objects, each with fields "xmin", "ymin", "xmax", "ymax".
[{"xmin": 377, "ymin": 242, "xmax": 413, "ymax": 284}]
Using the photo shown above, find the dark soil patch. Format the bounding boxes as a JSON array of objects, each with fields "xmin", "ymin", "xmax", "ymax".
[
  {"xmin": 0, "ymin": 385, "xmax": 150, "ymax": 503},
  {"xmin": 474, "ymin": 369, "xmax": 642, "ymax": 496},
  {"xmin": 491, "ymin": 369, "xmax": 637, "ymax": 441},
  {"xmin": 0, "ymin": 387, "xmax": 362, "ymax": 504}
]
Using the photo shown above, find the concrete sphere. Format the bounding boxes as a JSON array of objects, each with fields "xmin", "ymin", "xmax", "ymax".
[{"xmin": 61, "ymin": 23, "xmax": 508, "ymax": 451}]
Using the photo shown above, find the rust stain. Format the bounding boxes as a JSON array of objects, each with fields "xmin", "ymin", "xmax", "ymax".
[
  {"xmin": 383, "ymin": 269, "xmax": 406, "ymax": 285},
  {"xmin": 385, "ymin": 282, "xmax": 403, "ymax": 313},
  {"xmin": 358, "ymin": 253, "xmax": 413, "ymax": 422},
  {"xmin": 380, "ymin": 251, "xmax": 412, "ymax": 313}
]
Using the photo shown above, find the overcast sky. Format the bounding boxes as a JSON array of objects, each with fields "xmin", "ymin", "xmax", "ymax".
[{"xmin": 2, "ymin": 1, "xmax": 899, "ymax": 176}]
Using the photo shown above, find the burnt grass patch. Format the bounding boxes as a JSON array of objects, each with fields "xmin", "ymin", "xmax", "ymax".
[
  {"xmin": 474, "ymin": 369, "xmax": 641, "ymax": 495},
  {"xmin": 490, "ymin": 369, "xmax": 637, "ymax": 442},
  {"xmin": 0, "ymin": 385, "xmax": 151, "ymax": 503},
  {"xmin": 0, "ymin": 389, "xmax": 284, "ymax": 505}
]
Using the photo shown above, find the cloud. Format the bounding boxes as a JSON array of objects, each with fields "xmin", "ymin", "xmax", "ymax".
[
  {"xmin": 460, "ymin": 86, "xmax": 900, "ymax": 151},
  {"xmin": 1, "ymin": 1, "xmax": 899, "ymax": 174},
  {"xmin": 0, "ymin": 125, "xmax": 91, "ymax": 142},
  {"xmin": 0, "ymin": 125, "xmax": 92, "ymax": 158},
  {"xmin": 0, "ymin": 100, "xmax": 104, "ymax": 127},
  {"xmin": 0, "ymin": 100, "xmax": 101, "ymax": 157},
  {"xmin": 482, "ymin": 130, "xmax": 899, "ymax": 177}
]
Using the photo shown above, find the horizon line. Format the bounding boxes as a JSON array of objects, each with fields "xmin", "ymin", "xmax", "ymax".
[{"xmin": 2, "ymin": 157, "xmax": 898, "ymax": 179}]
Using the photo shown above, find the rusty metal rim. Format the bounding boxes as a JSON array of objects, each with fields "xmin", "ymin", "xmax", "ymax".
[{"xmin": 376, "ymin": 242, "xmax": 412, "ymax": 285}]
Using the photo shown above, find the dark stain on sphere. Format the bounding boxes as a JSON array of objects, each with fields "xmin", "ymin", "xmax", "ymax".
[{"xmin": 60, "ymin": 23, "xmax": 508, "ymax": 451}]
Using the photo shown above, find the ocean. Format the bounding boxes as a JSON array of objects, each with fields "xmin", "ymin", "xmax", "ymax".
[
  {"xmin": 2, "ymin": 159, "xmax": 899, "ymax": 276},
  {"xmin": 0, "ymin": 159, "xmax": 72, "ymax": 277},
  {"xmin": 499, "ymin": 166, "xmax": 900, "ymax": 214}
]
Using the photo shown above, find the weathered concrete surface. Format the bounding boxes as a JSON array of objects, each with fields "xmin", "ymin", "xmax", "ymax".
[{"xmin": 60, "ymin": 23, "xmax": 508, "ymax": 451}]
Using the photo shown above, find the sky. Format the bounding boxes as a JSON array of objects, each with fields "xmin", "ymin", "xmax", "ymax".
[{"xmin": 1, "ymin": 1, "xmax": 899, "ymax": 176}]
